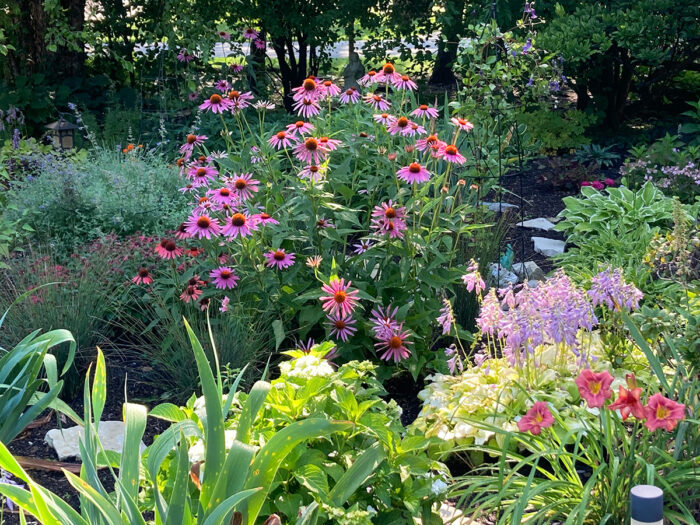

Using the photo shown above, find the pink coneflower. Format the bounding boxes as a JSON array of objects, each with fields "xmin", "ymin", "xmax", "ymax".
[
  {"xmin": 298, "ymin": 164, "xmax": 327, "ymax": 182},
  {"xmin": 293, "ymin": 97, "xmax": 321, "ymax": 118},
  {"xmin": 320, "ymin": 278, "xmax": 360, "ymax": 318},
  {"xmin": 188, "ymin": 92, "xmax": 199, "ymax": 101},
  {"xmin": 192, "ymin": 196, "xmax": 214, "ymax": 214},
  {"xmin": 358, "ymin": 70, "xmax": 377, "ymax": 86},
  {"xmin": 243, "ymin": 28, "xmax": 259, "ymax": 39},
  {"xmin": 318, "ymin": 136, "xmax": 341, "ymax": 151},
  {"xmin": 179, "ymin": 183, "xmax": 196, "ymax": 194},
  {"xmin": 220, "ymin": 296, "xmax": 230, "ymax": 312},
  {"xmin": 575, "ymin": 369, "xmax": 614, "ymax": 408},
  {"xmin": 294, "ymin": 137, "xmax": 328, "ymax": 164},
  {"xmin": 517, "ymin": 402, "xmax": 555, "ymax": 435},
  {"xmin": 230, "ymin": 63, "xmax": 244, "ymax": 73},
  {"xmin": 228, "ymin": 173, "xmax": 259, "ymax": 201},
  {"xmin": 187, "ymin": 165, "xmax": 218, "ymax": 184},
  {"xmin": 644, "ymin": 393, "xmax": 685, "ymax": 432},
  {"xmin": 155, "ymin": 239, "xmax": 184, "ymax": 259},
  {"xmin": 363, "ymin": 93, "xmax": 391, "ymax": 111},
  {"xmin": 410, "ymin": 122, "xmax": 427, "ymax": 135},
  {"xmin": 180, "ymin": 134, "xmax": 207, "ymax": 155},
  {"xmin": 393, "ymin": 74, "xmax": 417, "ymax": 91},
  {"xmin": 374, "ymin": 62, "xmax": 402, "ymax": 84},
  {"xmin": 185, "ymin": 214, "xmax": 221, "ymax": 239},
  {"xmin": 438, "ymin": 143, "xmax": 466, "ymax": 165},
  {"xmin": 387, "ymin": 116, "xmax": 415, "ymax": 136},
  {"xmin": 339, "ymin": 87, "xmax": 361, "ymax": 104},
  {"xmin": 253, "ymin": 100, "xmax": 275, "ymax": 110},
  {"xmin": 268, "ymin": 130, "xmax": 297, "ymax": 149},
  {"xmin": 450, "ymin": 117, "xmax": 474, "ymax": 132},
  {"xmin": 222, "ymin": 212, "xmax": 258, "ymax": 239},
  {"xmin": 320, "ymin": 80, "xmax": 342, "ymax": 97},
  {"xmin": 372, "ymin": 201, "xmax": 407, "ymax": 222},
  {"xmin": 353, "ymin": 239, "xmax": 373, "ymax": 254},
  {"xmin": 132, "ymin": 267, "xmax": 153, "ymax": 285},
  {"xmin": 411, "ymin": 104, "xmax": 439, "ymax": 119},
  {"xmin": 199, "ymin": 93, "xmax": 231, "ymax": 114},
  {"xmin": 416, "ymin": 134, "xmax": 445, "ymax": 152},
  {"xmin": 253, "ymin": 38, "xmax": 266, "ymax": 50},
  {"xmin": 215, "ymin": 79, "xmax": 231, "ymax": 93},
  {"xmin": 174, "ymin": 223, "xmax": 191, "ymax": 240},
  {"xmin": 264, "ymin": 248, "xmax": 296, "ymax": 269},
  {"xmin": 227, "ymin": 90, "xmax": 254, "ymax": 108},
  {"xmin": 375, "ymin": 324, "xmax": 412, "ymax": 362},
  {"xmin": 210, "ymin": 266, "xmax": 239, "ymax": 289},
  {"xmin": 372, "ymin": 217, "xmax": 407, "ymax": 239},
  {"xmin": 373, "ymin": 113, "xmax": 395, "ymax": 125},
  {"xmin": 208, "ymin": 186, "xmax": 237, "ymax": 206},
  {"xmin": 198, "ymin": 297, "xmax": 211, "ymax": 311},
  {"xmin": 369, "ymin": 305, "xmax": 400, "ymax": 338},
  {"xmin": 293, "ymin": 78, "xmax": 321, "ymax": 101},
  {"xmin": 255, "ymin": 212, "xmax": 279, "ymax": 226},
  {"xmin": 397, "ymin": 162, "xmax": 431, "ymax": 184},
  {"xmin": 316, "ymin": 217, "xmax": 334, "ymax": 229},
  {"xmin": 306, "ymin": 255, "xmax": 323, "ymax": 268},
  {"xmin": 286, "ymin": 120, "xmax": 315, "ymax": 137},
  {"xmin": 326, "ymin": 313, "xmax": 356, "ymax": 342},
  {"xmin": 177, "ymin": 49, "xmax": 195, "ymax": 63},
  {"xmin": 180, "ymin": 285, "xmax": 202, "ymax": 303},
  {"xmin": 218, "ymin": 31, "xmax": 231, "ymax": 40}
]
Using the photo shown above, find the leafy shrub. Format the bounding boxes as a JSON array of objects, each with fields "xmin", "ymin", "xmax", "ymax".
[
  {"xmin": 517, "ymin": 108, "xmax": 596, "ymax": 153},
  {"xmin": 6, "ymin": 146, "xmax": 187, "ymax": 251},
  {"xmin": 155, "ymin": 343, "xmax": 449, "ymax": 523}
]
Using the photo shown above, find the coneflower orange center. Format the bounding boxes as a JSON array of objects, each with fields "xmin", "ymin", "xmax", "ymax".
[
  {"xmin": 186, "ymin": 134, "xmax": 197, "ymax": 144},
  {"xmin": 401, "ymin": 75, "xmax": 409, "ymax": 81},
  {"xmin": 373, "ymin": 95, "xmax": 382, "ymax": 102},
  {"xmin": 234, "ymin": 179, "xmax": 247, "ymax": 189},
  {"xmin": 409, "ymin": 163, "xmax": 421, "ymax": 173},
  {"xmin": 231, "ymin": 213, "xmax": 246, "ymax": 226},
  {"xmin": 165, "ymin": 241, "xmax": 177, "ymax": 251},
  {"xmin": 276, "ymin": 131, "xmax": 286, "ymax": 139},
  {"xmin": 198, "ymin": 197, "xmax": 209, "ymax": 204},
  {"xmin": 303, "ymin": 78, "xmax": 316, "ymax": 91},
  {"xmin": 260, "ymin": 213, "xmax": 270, "ymax": 219},
  {"xmin": 273, "ymin": 250, "xmax": 285, "ymax": 260},
  {"xmin": 381, "ymin": 113, "xmax": 389, "ymax": 118},
  {"xmin": 384, "ymin": 207, "xmax": 396, "ymax": 218},
  {"xmin": 310, "ymin": 166, "xmax": 319, "ymax": 172},
  {"xmin": 389, "ymin": 336, "xmax": 402, "ymax": 349},
  {"xmin": 345, "ymin": 89, "xmax": 353, "ymax": 95},
  {"xmin": 334, "ymin": 290, "xmax": 346, "ymax": 303},
  {"xmin": 196, "ymin": 217, "xmax": 211, "ymax": 228},
  {"xmin": 210, "ymin": 94, "xmax": 222, "ymax": 104},
  {"xmin": 419, "ymin": 104, "xmax": 428, "ymax": 110},
  {"xmin": 323, "ymin": 80, "xmax": 332, "ymax": 87},
  {"xmin": 219, "ymin": 188, "xmax": 230, "ymax": 196},
  {"xmin": 335, "ymin": 320, "xmax": 346, "ymax": 329},
  {"xmin": 229, "ymin": 90, "xmax": 240, "ymax": 99},
  {"xmin": 220, "ymin": 270, "xmax": 232, "ymax": 279},
  {"xmin": 138, "ymin": 268, "xmax": 149, "ymax": 277},
  {"xmin": 295, "ymin": 121, "xmax": 305, "ymax": 128},
  {"xmin": 445, "ymin": 145, "xmax": 457, "ymax": 155},
  {"xmin": 397, "ymin": 117, "xmax": 409, "ymax": 127},
  {"xmin": 305, "ymin": 138, "xmax": 318, "ymax": 151},
  {"xmin": 383, "ymin": 63, "xmax": 395, "ymax": 74},
  {"xmin": 196, "ymin": 167, "xmax": 207, "ymax": 177}
]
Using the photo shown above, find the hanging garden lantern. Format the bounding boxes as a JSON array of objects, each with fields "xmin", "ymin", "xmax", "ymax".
[{"xmin": 45, "ymin": 117, "xmax": 79, "ymax": 150}]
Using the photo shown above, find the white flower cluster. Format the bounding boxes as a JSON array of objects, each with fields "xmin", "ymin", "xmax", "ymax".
[{"xmin": 279, "ymin": 354, "xmax": 334, "ymax": 379}]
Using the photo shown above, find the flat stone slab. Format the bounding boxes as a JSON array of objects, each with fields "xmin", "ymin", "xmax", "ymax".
[
  {"xmin": 439, "ymin": 502, "xmax": 478, "ymax": 524},
  {"xmin": 519, "ymin": 218, "xmax": 556, "ymax": 231},
  {"xmin": 45, "ymin": 421, "xmax": 145, "ymax": 461},
  {"xmin": 512, "ymin": 261, "xmax": 545, "ymax": 282},
  {"xmin": 532, "ymin": 237, "xmax": 566, "ymax": 257},
  {"xmin": 490, "ymin": 263, "xmax": 518, "ymax": 287},
  {"xmin": 479, "ymin": 201, "xmax": 519, "ymax": 212}
]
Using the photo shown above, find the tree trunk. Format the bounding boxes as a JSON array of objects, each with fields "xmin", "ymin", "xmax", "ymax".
[
  {"xmin": 58, "ymin": 0, "xmax": 86, "ymax": 78},
  {"xmin": 428, "ymin": 0, "xmax": 463, "ymax": 87}
]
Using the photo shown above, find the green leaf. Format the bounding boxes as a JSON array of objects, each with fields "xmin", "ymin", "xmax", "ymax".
[
  {"xmin": 295, "ymin": 464, "xmax": 329, "ymax": 496},
  {"xmin": 272, "ymin": 320, "xmax": 285, "ymax": 351},
  {"xmin": 150, "ymin": 403, "xmax": 188, "ymax": 422},
  {"xmin": 328, "ymin": 443, "xmax": 386, "ymax": 507}
]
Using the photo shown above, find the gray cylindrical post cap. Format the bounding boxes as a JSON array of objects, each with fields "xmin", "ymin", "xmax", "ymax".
[{"xmin": 631, "ymin": 485, "xmax": 663, "ymax": 522}]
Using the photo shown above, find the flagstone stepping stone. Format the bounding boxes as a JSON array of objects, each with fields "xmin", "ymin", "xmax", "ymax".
[
  {"xmin": 532, "ymin": 237, "xmax": 566, "ymax": 257},
  {"xmin": 439, "ymin": 502, "xmax": 478, "ymax": 524},
  {"xmin": 490, "ymin": 263, "xmax": 518, "ymax": 287},
  {"xmin": 512, "ymin": 261, "xmax": 545, "ymax": 282},
  {"xmin": 478, "ymin": 201, "xmax": 519, "ymax": 212},
  {"xmin": 519, "ymin": 217, "xmax": 556, "ymax": 231},
  {"xmin": 45, "ymin": 421, "xmax": 145, "ymax": 461}
]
